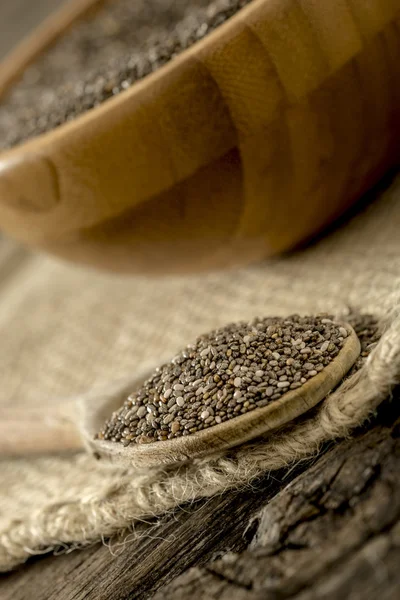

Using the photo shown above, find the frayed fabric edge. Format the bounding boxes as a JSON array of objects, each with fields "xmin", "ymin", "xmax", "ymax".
[{"xmin": 1, "ymin": 306, "xmax": 399, "ymax": 572}]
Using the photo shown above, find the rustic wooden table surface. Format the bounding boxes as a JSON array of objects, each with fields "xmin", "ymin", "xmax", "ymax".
[{"xmin": 0, "ymin": 2, "xmax": 399, "ymax": 599}]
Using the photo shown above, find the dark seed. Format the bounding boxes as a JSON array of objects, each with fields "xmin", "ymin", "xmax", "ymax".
[{"xmin": 97, "ymin": 313, "xmax": 370, "ymax": 446}]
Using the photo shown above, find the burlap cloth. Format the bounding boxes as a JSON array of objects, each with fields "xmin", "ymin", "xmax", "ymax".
[{"xmin": 0, "ymin": 175, "xmax": 399, "ymax": 571}]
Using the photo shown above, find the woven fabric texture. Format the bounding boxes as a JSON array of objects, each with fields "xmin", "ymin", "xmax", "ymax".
[{"xmin": 0, "ymin": 176, "xmax": 399, "ymax": 570}]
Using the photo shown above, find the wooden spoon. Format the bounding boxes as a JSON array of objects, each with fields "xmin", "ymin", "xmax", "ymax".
[
  {"xmin": 0, "ymin": 322, "xmax": 360, "ymax": 466},
  {"xmin": 0, "ymin": 0, "xmax": 399, "ymax": 273}
]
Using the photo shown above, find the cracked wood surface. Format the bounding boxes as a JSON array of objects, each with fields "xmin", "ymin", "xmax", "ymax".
[
  {"xmin": 1, "ymin": 397, "xmax": 399, "ymax": 599},
  {"xmin": 154, "ymin": 400, "xmax": 400, "ymax": 600},
  {"xmin": 0, "ymin": 3, "xmax": 399, "ymax": 599}
]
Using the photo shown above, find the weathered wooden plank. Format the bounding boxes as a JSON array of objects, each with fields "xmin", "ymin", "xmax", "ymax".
[
  {"xmin": 154, "ymin": 400, "xmax": 400, "ymax": 600},
  {"xmin": 0, "ymin": 397, "xmax": 399, "ymax": 600},
  {"xmin": 0, "ymin": 3, "xmax": 399, "ymax": 600},
  {"xmin": 0, "ymin": 456, "xmax": 308, "ymax": 599}
]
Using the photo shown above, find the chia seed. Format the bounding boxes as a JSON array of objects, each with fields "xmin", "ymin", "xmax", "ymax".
[
  {"xmin": 97, "ymin": 314, "xmax": 356, "ymax": 446},
  {"xmin": 345, "ymin": 312, "xmax": 381, "ymax": 374},
  {"xmin": 0, "ymin": 0, "xmax": 252, "ymax": 151}
]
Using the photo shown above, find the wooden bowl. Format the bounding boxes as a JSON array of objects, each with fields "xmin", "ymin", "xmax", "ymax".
[{"xmin": 0, "ymin": 0, "xmax": 399, "ymax": 274}]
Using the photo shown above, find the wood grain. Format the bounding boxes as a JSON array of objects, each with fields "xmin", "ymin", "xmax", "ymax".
[
  {"xmin": 0, "ymin": 3, "xmax": 399, "ymax": 599},
  {"xmin": 0, "ymin": 394, "xmax": 398, "ymax": 599},
  {"xmin": 155, "ymin": 400, "xmax": 400, "ymax": 600},
  {"xmin": 0, "ymin": 0, "xmax": 399, "ymax": 273}
]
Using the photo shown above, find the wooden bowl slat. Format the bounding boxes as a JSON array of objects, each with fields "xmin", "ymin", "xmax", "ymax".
[{"xmin": 0, "ymin": 0, "xmax": 399, "ymax": 273}]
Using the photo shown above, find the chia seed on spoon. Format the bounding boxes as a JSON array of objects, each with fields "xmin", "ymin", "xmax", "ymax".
[{"xmin": 97, "ymin": 315, "xmax": 350, "ymax": 446}]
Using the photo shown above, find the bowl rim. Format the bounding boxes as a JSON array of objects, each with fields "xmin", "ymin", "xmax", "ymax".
[{"xmin": 0, "ymin": 0, "xmax": 266, "ymax": 159}]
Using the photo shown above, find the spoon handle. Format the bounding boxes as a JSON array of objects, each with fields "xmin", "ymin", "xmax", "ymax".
[
  {"xmin": 0, "ymin": 404, "xmax": 82, "ymax": 457},
  {"xmin": 0, "ymin": 375, "xmax": 145, "ymax": 457}
]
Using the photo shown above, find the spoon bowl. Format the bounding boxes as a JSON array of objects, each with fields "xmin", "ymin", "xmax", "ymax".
[
  {"xmin": 84, "ymin": 322, "xmax": 360, "ymax": 467},
  {"xmin": 0, "ymin": 320, "xmax": 360, "ymax": 464}
]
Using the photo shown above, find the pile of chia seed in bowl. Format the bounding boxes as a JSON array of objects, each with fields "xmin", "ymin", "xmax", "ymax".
[
  {"xmin": 97, "ymin": 315, "xmax": 352, "ymax": 446},
  {"xmin": 0, "ymin": 0, "xmax": 252, "ymax": 151}
]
